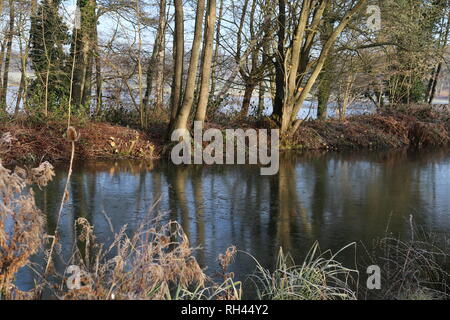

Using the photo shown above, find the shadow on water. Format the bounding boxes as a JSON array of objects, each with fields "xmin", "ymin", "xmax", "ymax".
[{"xmin": 16, "ymin": 148, "xmax": 450, "ymax": 297}]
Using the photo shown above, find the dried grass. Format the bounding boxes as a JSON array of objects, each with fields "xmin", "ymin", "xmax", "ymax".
[
  {"xmin": 0, "ymin": 121, "xmax": 159, "ymax": 166},
  {"xmin": 0, "ymin": 157, "xmax": 54, "ymax": 299},
  {"xmin": 292, "ymin": 105, "xmax": 450, "ymax": 150},
  {"xmin": 48, "ymin": 216, "xmax": 243, "ymax": 300},
  {"xmin": 361, "ymin": 217, "xmax": 450, "ymax": 300}
]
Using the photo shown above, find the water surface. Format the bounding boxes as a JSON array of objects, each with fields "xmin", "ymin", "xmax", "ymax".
[{"xmin": 17, "ymin": 149, "xmax": 450, "ymax": 295}]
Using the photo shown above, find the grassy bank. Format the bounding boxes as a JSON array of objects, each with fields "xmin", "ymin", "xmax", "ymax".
[{"xmin": 0, "ymin": 105, "xmax": 449, "ymax": 166}]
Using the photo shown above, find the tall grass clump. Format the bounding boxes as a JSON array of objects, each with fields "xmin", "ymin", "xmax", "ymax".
[
  {"xmin": 55, "ymin": 216, "xmax": 205, "ymax": 299},
  {"xmin": 249, "ymin": 242, "xmax": 358, "ymax": 300},
  {"xmin": 0, "ymin": 156, "xmax": 54, "ymax": 299},
  {"xmin": 362, "ymin": 217, "xmax": 450, "ymax": 300},
  {"xmin": 50, "ymin": 214, "xmax": 241, "ymax": 300}
]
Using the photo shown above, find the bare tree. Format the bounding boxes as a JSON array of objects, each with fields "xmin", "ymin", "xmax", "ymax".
[
  {"xmin": 170, "ymin": 0, "xmax": 206, "ymax": 132},
  {"xmin": 271, "ymin": 0, "xmax": 367, "ymax": 135},
  {"xmin": 195, "ymin": 0, "xmax": 217, "ymax": 124}
]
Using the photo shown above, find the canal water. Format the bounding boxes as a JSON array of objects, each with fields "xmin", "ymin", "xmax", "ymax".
[{"xmin": 15, "ymin": 148, "xmax": 450, "ymax": 296}]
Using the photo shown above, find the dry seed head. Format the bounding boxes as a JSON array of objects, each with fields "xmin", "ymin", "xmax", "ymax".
[
  {"xmin": 67, "ymin": 126, "xmax": 81, "ymax": 142},
  {"xmin": 30, "ymin": 161, "xmax": 55, "ymax": 188}
]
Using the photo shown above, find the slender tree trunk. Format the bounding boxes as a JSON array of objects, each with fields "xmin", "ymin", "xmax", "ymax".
[
  {"xmin": 154, "ymin": 0, "xmax": 167, "ymax": 111},
  {"xmin": 169, "ymin": 0, "xmax": 184, "ymax": 123},
  {"xmin": 136, "ymin": 0, "xmax": 145, "ymax": 128},
  {"xmin": 258, "ymin": 0, "xmax": 273, "ymax": 117},
  {"xmin": 0, "ymin": 40, "xmax": 5, "ymax": 93},
  {"xmin": 14, "ymin": 74, "xmax": 24, "ymax": 115},
  {"xmin": 272, "ymin": 0, "xmax": 286, "ymax": 120},
  {"xmin": 143, "ymin": 41, "xmax": 157, "ymax": 110},
  {"xmin": 15, "ymin": 43, "xmax": 24, "ymax": 115},
  {"xmin": 171, "ymin": 0, "xmax": 206, "ymax": 132},
  {"xmin": 241, "ymin": 0, "xmax": 259, "ymax": 117},
  {"xmin": 82, "ymin": 53, "xmax": 93, "ymax": 107},
  {"xmin": 0, "ymin": 1, "xmax": 4, "ymax": 99},
  {"xmin": 426, "ymin": 66, "xmax": 437, "ymax": 101},
  {"xmin": 94, "ymin": 20, "xmax": 102, "ymax": 115},
  {"xmin": 15, "ymin": 0, "xmax": 37, "ymax": 115},
  {"xmin": 0, "ymin": 0, "xmax": 14, "ymax": 109},
  {"xmin": 241, "ymin": 83, "xmax": 256, "ymax": 117},
  {"xmin": 15, "ymin": 19, "xmax": 28, "ymax": 115},
  {"xmin": 195, "ymin": 0, "xmax": 217, "ymax": 124},
  {"xmin": 72, "ymin": 0, "xmax": 96, "ymax": 109},
  {"xmin": 235, "ymin": 0, "xmax": 259, "ymax": 118},
  {"xmin": 257, "ymin": 80, "xmax": 265, "ymax": 116},
  {"xmin": 316, "ymin": 11, "xmax": 334, "ymax": 120},
  {"xmin": 316, "ymin": 56, "xmax": 333, "ymax": 120},
  {"xmin": 317, "ymin": 77, "xmax": 331, "ymax": 119},
  {"xmin": 428, "ymin": 62, "xmax": 442, "ymax": 104},
  {"xmin": 428, "ymin": 9, "xmax": 449, "ymax": 104},
  {"xmin": 210, "ymin": 0, "xmax": 224, "ymax": 97}
]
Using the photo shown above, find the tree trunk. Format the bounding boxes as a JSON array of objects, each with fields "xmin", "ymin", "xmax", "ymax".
[
  {"xmin": 316, "ymin": 54, "xmax": 333, "ymax": 120},
  {"xmin": 428, "ymin": 9, "xmax": 449, "ymax": 104},
  {"xmin": 169, "ymin": 0, "xmax": 184, "ymax": 123},
  {"xmin": 143, "ymin": 40, "xmax": 157, "ymax": 110},
  {"xmin": 272, "ymin": 0, "xmax": 286, "ymax": 121},
  {"xmin": 316, "ymin": 10, "xmax": 334, "ymax": 120},
  {"xmin": 171, "ymin": 0, "xmax": 206, "ymax": 132},
  {"xmin": 72, "ymin": 0, "xmax": 96, "ymax": 109},
  {"xmin": 195, "ymin": 0, "xmax": 217, "ymax": 124},
  {"xmin": 210, "ymin": 0, "xmax": 224, "ymax": 97},
  {"xmin": 0, "ymin": 0, "xmax": 4, "ymax": 103},
  {"xmin": 428, "ymin": 62, "xmax": 442, "ymax": 104},
  {"xmin": 338, "ymin": 73, "xmax": 354, "ymax": 121},
  {"xmin": 241, "ymin": 83, "xmax": 256, "ymax": 117},
  {"xmin": 94, "ymin": 20, "xmax": 102, "ymax": 115},
  {"xmin": 154, "ymin": 0, "xmax": 167, "ymax": 111},
  {"xmin": 15, "ymin": 0, "xmax": 37, "ymax": 115},
  {"xmin": 0, "ymin": 0, "xmax": 15, "ymax": 109},
  {"xmin": 317, "ymin": 74, "xmax": 331, "ymax": 120},
  {"xmin": 82, "ymin": 53, "xmax": 93, "ymax": 107},
  {"xmin": 14, "ymin": 77, "xmax": 24, "ymax": 115},
  {"xmin": 257, "ymin": 80, "xmax": 265, "ymax": 116},
  {"xmin": 0, "ymin": 40, "xmax": 5, "ymax": 94}
]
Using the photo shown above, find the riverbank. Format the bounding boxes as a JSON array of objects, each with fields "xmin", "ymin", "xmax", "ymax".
[
  {"xmin": 291, "ymin": 105, "xmax": 450, "ymax": 150},
  {"xmin": 0, "ymin": 105, "xmax": 448, "ymax": 166},
  {"xmin": 0, "ymin": 120, "xmax": 162, "ymax": 166}
]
